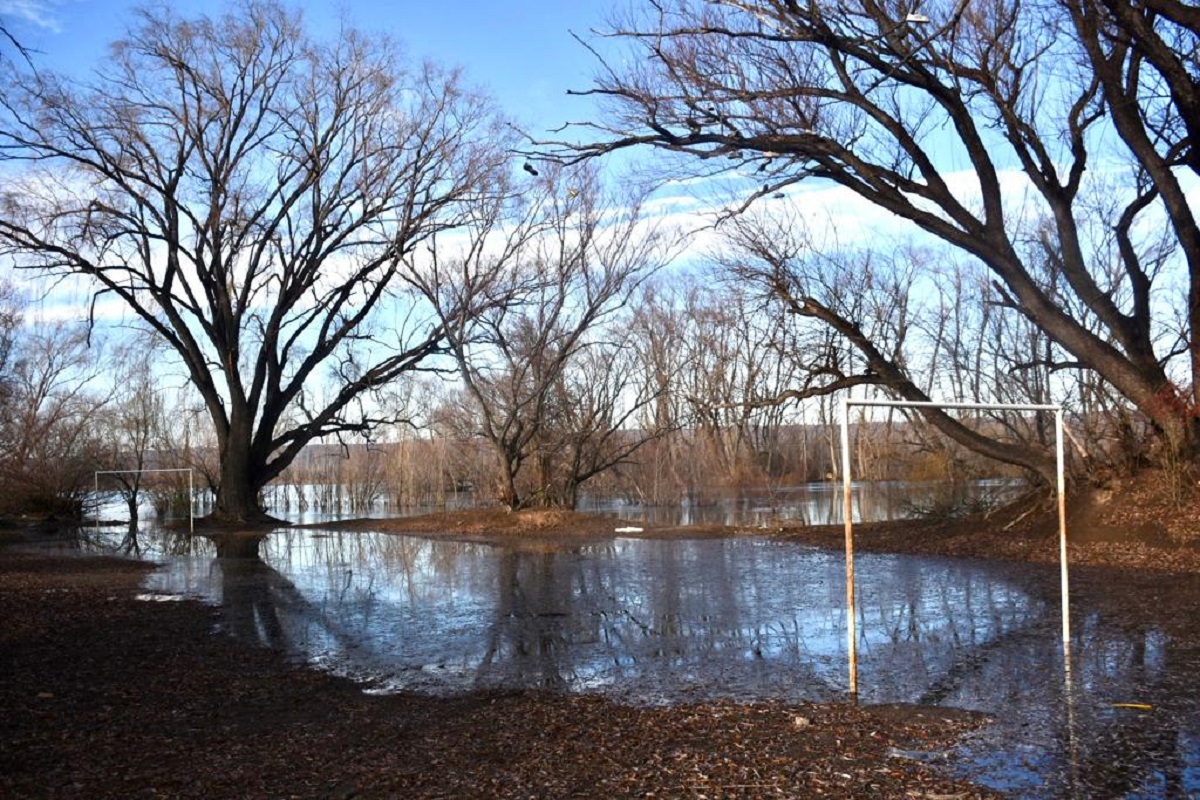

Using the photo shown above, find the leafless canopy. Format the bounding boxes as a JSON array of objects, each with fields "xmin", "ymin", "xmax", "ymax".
[
  {"xmin": 548, "ymin": 0, "xmax": 1200, "ymax": 467},
  {"xmin": 433, "ymin": 164, "xmax": 677, "ymax": 509},
  {"xmin": 0, "ymin": 2, "xmax": 514, "ymax": 519}
]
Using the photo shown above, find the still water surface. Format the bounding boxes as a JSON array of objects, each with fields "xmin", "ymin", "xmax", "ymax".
[
  {"xmin": 243, "ymin": 478, "xmax": 1023, "ymax": 527},
  {"xmin": 108, "ymin": 526, "xmax": 1200, "ymax": 799}
]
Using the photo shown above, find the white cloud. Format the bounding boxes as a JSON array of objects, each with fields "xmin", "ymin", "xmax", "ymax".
[
  {"xmin": 0, "ymin": 0, "xmax": 67, "ymax": 33},
  {"xmin": 644, "ymin": 165, "xmax": 1075, "ymax": 268}
]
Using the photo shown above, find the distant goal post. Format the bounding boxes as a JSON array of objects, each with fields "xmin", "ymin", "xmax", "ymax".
[
  {"xmin": 93, "ymin": 468, "xmax": 195, "ymax": 535},
  {"xmin": 838, "ymin": 398, "xmax": 1069, "ymax": 697}
]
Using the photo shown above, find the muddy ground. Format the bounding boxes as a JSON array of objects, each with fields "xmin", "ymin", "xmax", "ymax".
[{"xmin": 3, "ymin": 471, "xmax": 1196, "ymax": 798}]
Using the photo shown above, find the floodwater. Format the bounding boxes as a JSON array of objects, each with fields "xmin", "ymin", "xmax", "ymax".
[
  {"xmin": 578, "ymin": 479, "xmax": 1024, "ymax": 528},
  {"xmin": 244, "ymin": 478, "xmax": 1024, "ymax": 528},
  {"xmin": 102, "ymin": 526, "xmax": 1200, "ymax": 798}
]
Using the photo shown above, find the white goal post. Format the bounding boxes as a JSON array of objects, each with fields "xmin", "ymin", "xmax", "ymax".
[
  {"xmin": 839, "ymin": 398, "xmax": 1069, "ymax": 696},
  {"xmin": 94, "ymin": 468, "xmax": 195, "ymax": 535}
]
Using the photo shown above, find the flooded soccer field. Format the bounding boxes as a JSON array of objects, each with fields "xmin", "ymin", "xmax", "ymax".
[{"xmin": 115, "ymin": 528, "xmax": 1200, "ymax": 798}]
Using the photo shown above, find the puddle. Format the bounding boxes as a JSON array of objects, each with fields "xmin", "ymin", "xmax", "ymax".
[{"xmin": 123, "ymin": 529, "xmax": 1200, "ymax": 798}]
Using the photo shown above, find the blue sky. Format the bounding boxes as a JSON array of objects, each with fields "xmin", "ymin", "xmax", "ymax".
[
  {"xmin": 0, "ymin": 0, "xmax": 609, "ymax": 133},
  {"xmin": 6, "ymin": 0, "xmax": 1118, "ymax": 282}
]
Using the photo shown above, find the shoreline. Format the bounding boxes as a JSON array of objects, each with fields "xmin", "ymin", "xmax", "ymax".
[
  {"xmin": 5, "ymin": 494, "xmax": 1198, "ymax": 797},
  {"xmin": 0, "ymin": 546, "xmax": 999, "ymax": 799},
  {"xmin": 10, "ymin": 491, "xmax": 1200, "ymax": 576},
  {"xmin": 306, "ymin": 499, "xmax": 1200, "ymax": 574}
]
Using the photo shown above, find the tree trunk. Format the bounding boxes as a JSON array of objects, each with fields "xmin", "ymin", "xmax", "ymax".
[
  {"xmin": 497, "ymin": 479, "xmax": 515, "ymax": 510},
  {"xmin": 210, "ymin": 435, "xmax": 281, "ymax": 528},
  {"xmin": 211, "ymin": 532, "xmax": 269, "ymax": 559},
  {"xmin": 214, "ymin": 457, "xmax": 267, "ymax": 523},
  {"xmin": 563, "ymin": 481, "xmax": 580, "ymax": 512},
  {"xmin": 125, "ymin": 494, "xmax": 139, "ymax": 529}
]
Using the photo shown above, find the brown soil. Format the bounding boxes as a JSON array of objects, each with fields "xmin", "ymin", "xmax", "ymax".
[{"xmin": 0, "ymin": 550, "xmax": 998, "ymax": 799}]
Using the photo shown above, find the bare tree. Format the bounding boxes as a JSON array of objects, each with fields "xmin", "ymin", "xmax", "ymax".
[
  {"xmin": 150, "ymin": 390, "xmax": 221, "ymax": 514},
  {"xmin": 94, "ymin": 342, "xmax": 166, "ymax": 532},
  {"xmin": 624, "ymin": 276, "xmax": 834, "ymax": 496},
  {"xmin": 716, "ymin": 213, "xmax": 1062, "ymax": 480},
  {"xmin": 623, "ymin": 280, "xmax": 699, "ymax": 501},
  {"xmin": 0, "ymin": 280, "xmax": 18, "ymax": 403},
  {"xmin": 0, "ymin": 20, "xmax": 31, "ymax": 68},
  {"xmin": 676, "ymin": 280, "xmax": 810, "ymax": 485},
  {"xmin": 552, "ymin": 0, "xmax": 1200, "ymax": 475},
  {"xmin": 0, "ymin": 2, "xmax": 514, "ymax": 541},
  {"xmin": 436, "ymin": 166, "xmax": 675, "ymax": 509},
  {"xmin": 0, "ymin": 319, "xmax": 109, "ymax": 517},
  {"xmin": 548, "ymin": 324, "xmax": 672, "ymax": 508}
]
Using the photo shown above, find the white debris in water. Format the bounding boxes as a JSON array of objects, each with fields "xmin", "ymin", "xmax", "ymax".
[
  {"xmin": 135, "ymin": 592, "xmax": 187, "ymax": 602},
  {"xmin": 613, "ymin": 526, "xmax": 644, "ymax": 533}
]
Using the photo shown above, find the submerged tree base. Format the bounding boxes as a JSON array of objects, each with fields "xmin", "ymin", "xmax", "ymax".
[
  {"xmin": 206, "ymin": 532, "xmax": 269, "ymax": 559},
  {"xmin": 193, "ymin": 508, "xmax": 288, "ymax": 559},
  {"xmin": 191, "ymin": 513, "xmax": 283, "ymax": 559},
  {"xmin": 199, "ymin": 507, "xmax": 289, "ymax": 528}
]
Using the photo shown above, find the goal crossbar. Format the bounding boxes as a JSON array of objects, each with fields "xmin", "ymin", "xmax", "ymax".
[
  {"xmin": 94, "ymin": 468, "xmax": 195, "ymax": 535},
  {"xmin": 839, "ymin": 398, "xmax": 1069, "ymax": 696}
]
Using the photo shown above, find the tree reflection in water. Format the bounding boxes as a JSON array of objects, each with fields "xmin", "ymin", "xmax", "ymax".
[
  {"xmin": 132, "ymin": 531, "xmax": 1200, "ymax": 799},
  {"xmin": 214, "ymin": 558, "xmax": 289, "ymax": 649}
]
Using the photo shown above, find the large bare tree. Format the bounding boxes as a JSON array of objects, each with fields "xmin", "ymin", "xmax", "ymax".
[
  {"xmin": 0, "ymin": 2, "xmax": 514, "ymax": 533},
  {"xmin": 552, "ymin": 0, "xmax": 1200, "ymax": 476}
]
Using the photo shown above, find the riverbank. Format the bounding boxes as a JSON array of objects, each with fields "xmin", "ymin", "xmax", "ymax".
[
  {"xmin": 316, "ymin": 506, "xmax": 736, "ymax": 541},
  {"xmin": 0, "ymin": 548, "xmax": 997, "ymax": 799}
]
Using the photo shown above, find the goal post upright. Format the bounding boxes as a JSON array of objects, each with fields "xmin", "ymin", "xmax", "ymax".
[
  {"xmin": 838, "ymin": 398, "xmax": 1070, "ymax": 698},
  {"xmin": 840, "ymin": 398, "xmax": 857, "ymax": 696},
  {"xmin": 1055, "ymin": 407, "xmax": 1069, "ymax": 654}
]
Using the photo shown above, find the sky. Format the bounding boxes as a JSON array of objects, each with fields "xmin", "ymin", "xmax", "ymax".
[
  {"xmin": 5, "ymin": 0, "xmax": 1187, "ymax": 250},
  {"xmin": 0, "ymin": 0, "xmax": 934, "ymax": 298},
  {"xmin": 1, "ymin": 0, "xmax": 1105, "ymax": 314},
  {"xmin": 0, "ymin": 0, "xmax": 610, "ymax": 135}
]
